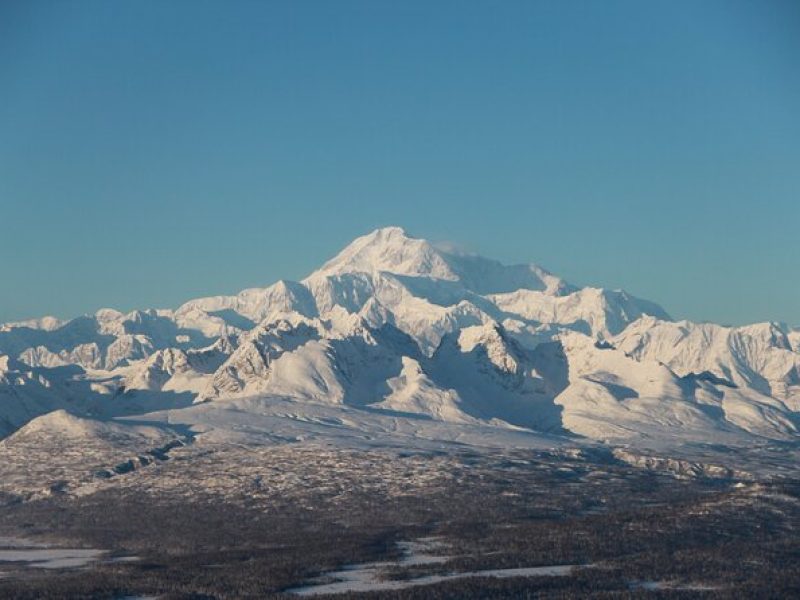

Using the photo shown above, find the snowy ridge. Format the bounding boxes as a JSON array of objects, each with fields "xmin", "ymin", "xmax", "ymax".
[
  {"xmin": 0, "ymin": 227, "xmax": 798, "ymax": 449},
  {"xmin": 0, "ymin": 410, "xmax": 183, "ymax": 497}
]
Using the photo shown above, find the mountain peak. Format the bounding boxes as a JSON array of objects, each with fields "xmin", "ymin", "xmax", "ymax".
[
  {"xmin": 309, "ymin": 226, "xmax": 458, "ymax": 281},
  {"xmin": 304, "ymin": 226, "xmax": 576, "ymax": 298},
  {"xmin": 1, "ymin": 225, "xmax": 797, "ymax": 447},
  {"xmin": 369, "ymin": 225, "xmax": 408, "ymax": 238}
]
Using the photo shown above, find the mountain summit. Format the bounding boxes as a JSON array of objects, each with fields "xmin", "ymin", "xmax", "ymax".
[
  {"xmin": 0, "ymin": 227, "xmax": 797, "ymax": 446},
  {"xmin": 310, "ymin": 226, "xmax": 572, "ymax": 296}
]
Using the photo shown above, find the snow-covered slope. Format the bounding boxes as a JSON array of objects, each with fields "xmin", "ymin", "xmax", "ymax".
[
  {"xmin": 0, "ymin": 410, "xmax": 183, "ymax": 496},
  {"xmin": 490, "ymin": 287, "xmax": 670, "ymax": 338},
  {"xmin": 310, "ymin": 226, "xmax": 572, "ymax": 296},
  {"xmin": 1, "ymin": 226, "xmax": 797, "ymax": 449},
  {"xmin": 4, "ymin": 408, "xmax": 171, "ymax": 446},
  {"xmin": 555, "ymin": 332, "xmax": 797, "ymax": 442},
  {"xmin": 0, "ymin": 355, "xmax": 69, "ymax": 436},
  {"xmin": 613, "ymin": 317, "xmax": 800, "ymax": 411}
]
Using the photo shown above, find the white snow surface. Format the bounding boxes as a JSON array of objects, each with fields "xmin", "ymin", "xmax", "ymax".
[{"xmin": 1, "ymin": 226, "xmax": 799, "ymax": 453}]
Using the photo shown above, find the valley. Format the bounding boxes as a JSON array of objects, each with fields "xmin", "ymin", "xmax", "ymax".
[{"xmin": 1, "ymin": 437, "xmax": 799, "ymax": 598}]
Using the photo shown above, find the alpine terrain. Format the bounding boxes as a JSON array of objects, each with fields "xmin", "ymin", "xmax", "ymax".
[
  {"xmin": 2, "ymin": 227, "xmax": 800, "ymax": 598},
  {"xmin": 2, "ymin": 226, "xmax": 798, "ymax": 446}
]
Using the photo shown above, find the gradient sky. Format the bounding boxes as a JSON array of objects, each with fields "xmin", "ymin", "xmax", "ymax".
[{"xmin": 1, "ymin": 1, "xmax": 798, "ymax": 326}]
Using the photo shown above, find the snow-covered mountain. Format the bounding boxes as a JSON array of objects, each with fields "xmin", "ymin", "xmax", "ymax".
[{"xmin": 1, "ymin": 226, "xmax": 798, "ymax": 446}]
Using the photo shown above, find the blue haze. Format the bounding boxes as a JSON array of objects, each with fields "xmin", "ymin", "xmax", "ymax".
[{"xmin": 1, "ymin": 1, "xmax": 798, "ymax": 325}]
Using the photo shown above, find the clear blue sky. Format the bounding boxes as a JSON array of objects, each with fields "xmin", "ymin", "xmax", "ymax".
[{"xmin": 1, "ymin": 0, "xmax": 798, "ymax": 326}]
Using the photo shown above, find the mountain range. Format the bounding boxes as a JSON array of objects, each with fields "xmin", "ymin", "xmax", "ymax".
[{"xmin": 2, "ymin": 226, "xmax": 799, "ymax": 450}]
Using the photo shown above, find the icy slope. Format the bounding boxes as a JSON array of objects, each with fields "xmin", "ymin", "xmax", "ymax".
[
  {"xmin": 0, "ymin": 226, "xmax": 797, "ymax": 448},
  {"xmin": 554, "ymin": 332, "xmax": 797, "ymax": 443},
  {"xmin": 310, "ymin": 226, "xmax": 572, "ymax": 295},
  {"xmin": 613, "ymin": 318, "xmax": 800, "ymax": 410}
]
